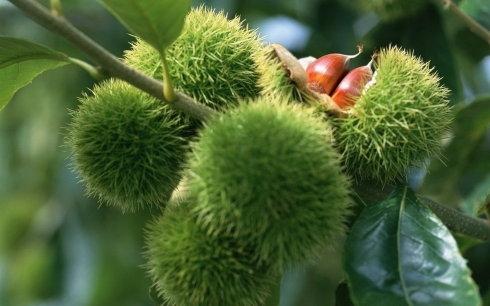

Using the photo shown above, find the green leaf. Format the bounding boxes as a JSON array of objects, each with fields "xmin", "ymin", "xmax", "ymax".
[
  {"xmin": 99, "ymin": 0, "xmax": 190, "ymax": 52},
  {"xmin": 0, "ymin": 37, "xmax": 69, "ymax": 111},
  {"xmin": 422, "ymin": 96, "xmax": 490, "ymax": 206},
  {"xmin": 344, "ymin": 187, "xmax": 481, "ymax": 306}
]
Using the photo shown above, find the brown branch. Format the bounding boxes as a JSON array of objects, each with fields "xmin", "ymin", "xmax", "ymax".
[
  {"xmin": 354, "ymin": 182, "xmax": 490, "ymax": 241},
  {"xmin": 438, "ymin": 0, "xmax": 490, "ymax": 46},
  {"xmin": 423, "ymin": 197, "xmax": 490, "ymax": 241},
  {"xmin": 7, "ymin": 0, "xmax": 217, "ymax": 121},
  {"xmin": 7, "ymin": 0, "xmax": 490, "ymax": 242}
]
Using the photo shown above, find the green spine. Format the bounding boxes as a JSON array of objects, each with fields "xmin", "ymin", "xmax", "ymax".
[
  {"xmin": 256, "ymin": 45, "xmax": 317, "ymax": 105},
  {"xmin": 334, "ymin": 46, "xmax": 452, "ymax": 184},
  {"xmin": 67, "ymin": 80, "xmax": 189, "ymax": 211},
  {"xmin": 124, "ymin": 7, "xmax": 265, "ymax": 111},
  {"xmin": 187, "ymin": 98, "xmax": 351, "ymax": 270},
  {"xmin": 146, "ymin": 201, "xmax": 274, "ymax": 306}
]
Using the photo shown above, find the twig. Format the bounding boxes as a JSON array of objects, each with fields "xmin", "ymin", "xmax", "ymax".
[
  {"xmin": 423, "ymin": 197, "xmax": 490, "ymax": 241},
  {"xmin": 438, "ymin": 0, "xmax": 490, "ymax": 46},
  {"xmin": 7, "ymin": 0, "xmax": 490, "ymax": 242},
  {"xmin": 67, "ymin": 57, "xmax": 105, "ymax": 81},
  {"xmin": 354, "ymin": 182, "xmax": 490, "ymax": 241},
  {"xmin": 7, "ymin": 0, "xmax": 216, "ymax": 121}
]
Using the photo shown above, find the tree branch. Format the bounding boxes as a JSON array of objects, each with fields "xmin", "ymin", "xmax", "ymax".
[
  {"xmin": 7, "ymin": 0, "xmax": 217, "ymax": 121},
  {"xmin": 437, "ymin": 0, "xmax": 490, "ymax": 46},
  {"xmin": 8, "ymin": 0, "xmax": 490, "ymax": 242},
  {"xmin": 423, "ymin": 197, "xmax": 490, "ymax": 241},
  {"xmin": 355, "ymin": 182, "xmax": 490, "ymax": 241}
]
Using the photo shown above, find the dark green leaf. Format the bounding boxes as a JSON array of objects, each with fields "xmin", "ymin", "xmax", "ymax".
[
  {"xmin": 345, "ymin": 187, "xmax": 481, "ymax": 306},
  {"xmin": 454, "ymin": 233, "xmax": 482, "ymax": 255},
  {"xmin": 335, "ymin": 282, "xmax": 354, "ymax": 306},
  {"xmin": 99, "ymin": 0, "xmax": 190, "ymax": 52},
  {"xmin": 0, "ymin": 37, "xmax": 69, "ymax": 111}
]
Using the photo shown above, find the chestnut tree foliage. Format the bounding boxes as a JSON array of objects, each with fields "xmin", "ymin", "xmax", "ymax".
[{"xmin": 1, "ymin": 0, "xmax": 489, "ymax": 305}]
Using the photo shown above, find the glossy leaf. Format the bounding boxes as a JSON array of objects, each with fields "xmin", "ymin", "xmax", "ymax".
[
  {"xmin": 0, "ymin": 37, "xmax": 68, "ymax": 111},
  {"xmin": 99, "ymin": 0, "xmax": 190, "ymax": 52},
  {"xmin": 345, "ymin": 187, "xmax": 481, "ymax": 306}
]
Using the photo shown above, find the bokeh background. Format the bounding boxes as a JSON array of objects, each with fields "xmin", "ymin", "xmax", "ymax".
[{"xmin": 0, "ymin": 0, "xmax": 489, "ymax": 305}]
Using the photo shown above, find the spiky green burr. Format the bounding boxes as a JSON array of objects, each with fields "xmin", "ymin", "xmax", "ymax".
[
  {"xmin": 257, "ymin": 44, "xmax": 317, "ymax": 105},
  {"xmin": 67, "ymin": 80, "xmax": 189, "ymax": 212},
  {"xmin": 334, "ymin": 46, "xmax": 452, "ymax": 184},
  {"xmin": 187, "ymin": 98, "xmax": 351, "ymax": 270},
  {"xmin": 146, "ymin": 201, "xmax": 274, "ymax": 306},
  {"xmin": 124, "ymin": 7, "xmax": 265, "ymax": 111}
]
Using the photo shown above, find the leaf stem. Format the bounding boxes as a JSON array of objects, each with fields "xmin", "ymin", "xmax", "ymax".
[
  {"xmin": 160, "ymin": 50, "xmax": 176, "ymax": 102},
  {"xmin": 7, "ymin": 0, "xmax": 490, "ymax": 243},
  {"xmin": 437, "ymin": 0, "xmax": 490, "ymax": 46},
  {"xmin": 50, "ymin": 0, "xmax": 62, "ymax": 17},
  {"xmin": 7, "ymin": 0, "xmax": 216, "ymax": 121},
  {"xmin": 67, "ymin": 57, "xmax": 105, "ymax": 80}
]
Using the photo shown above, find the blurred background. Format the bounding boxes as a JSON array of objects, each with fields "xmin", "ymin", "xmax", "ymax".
[{"xmin": 0, "ymin": 0, "xmax": 489, "ymax": 305}]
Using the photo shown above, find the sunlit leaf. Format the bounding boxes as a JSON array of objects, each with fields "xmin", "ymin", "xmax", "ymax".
[
  {"xmin": 0, "ymin": 37, "xmax": 68, "ymax": 111},
  {"xmin": 99, "ymin": 0, "xmax": 190, "ymax": 52}
]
